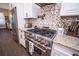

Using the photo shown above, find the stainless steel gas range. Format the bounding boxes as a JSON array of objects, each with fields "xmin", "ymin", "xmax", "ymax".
[{"xmin": 25, "ymin": 28, "xmax": 56, "ymax": 56}]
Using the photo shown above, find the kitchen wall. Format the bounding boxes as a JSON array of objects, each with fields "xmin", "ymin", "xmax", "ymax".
[
  {"xmin": 32, "ymin": 3, "xmax": 79, "ymax": 32},
  {"xmin": 32, "ymin": 3, "xmax": 61, "ymax": 30},
  {"xmin": 61, "ymin": 16, "xmax": 79, "ymax": 30}
]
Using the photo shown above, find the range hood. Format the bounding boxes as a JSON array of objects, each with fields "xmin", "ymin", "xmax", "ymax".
[{"xmin": 36, "ymin": 3, "xmax": 55, "ymax": 7}]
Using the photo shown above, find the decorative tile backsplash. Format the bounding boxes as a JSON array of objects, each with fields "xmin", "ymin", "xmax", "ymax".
[
  {"xmin": 32, "ymin": 3, "xmax": 61, "ymax": 30},
  {"xmin": 61, "ymin": 16, "xmax": 79, "ymax": 31},
  {"xmin": 32, "ymin": 3, "xmax": 79, "ymax": 31}
]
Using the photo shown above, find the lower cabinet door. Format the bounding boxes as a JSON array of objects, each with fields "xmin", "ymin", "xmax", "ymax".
[
  {"xmin": 29, "ymin": 41, "xmax": 34, "ymax": 55},
  {"xmin": 53, "ymin": 49, "xmax": 69, "ymax": 56}
]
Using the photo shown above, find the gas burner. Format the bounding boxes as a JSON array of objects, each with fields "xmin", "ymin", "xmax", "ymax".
[{"xmin": 27, "ymin": 28, "xmax": 56, "ymax": 38}]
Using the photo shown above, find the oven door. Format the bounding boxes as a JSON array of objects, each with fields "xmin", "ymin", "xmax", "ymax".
[
  {"xmin": 34, "ymin": 46, "xmax": 43, "ymax": 55},
  {"xmin": 34, "ymin": 46, "xmax": 51, "ymax": 56}
]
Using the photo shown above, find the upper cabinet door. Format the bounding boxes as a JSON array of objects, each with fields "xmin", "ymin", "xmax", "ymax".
[
  {"xmin": 60, "ymin": 3, "xmax": 79, "ymax": 16},
  {"xmin": 9, "ymin": 3, "xmax": 41, "ymax": 18},
  {"xmin": 31, "ymin": 4, "xmax": 41, "ymax": 18},
  {"xmin": 23, "ymin": 3, "xmax": 41, "ymax": 18}
]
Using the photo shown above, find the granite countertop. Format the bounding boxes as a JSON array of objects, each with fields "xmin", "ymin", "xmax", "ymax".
[{"xmin": 53, "ymin": 34, "xmax": 79, "ymax": 51}]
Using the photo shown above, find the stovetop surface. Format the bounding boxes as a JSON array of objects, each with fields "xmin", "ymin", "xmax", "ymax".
[{"xmin": 27, "ymin": 28, "xmax": 56, "ymax": 38}]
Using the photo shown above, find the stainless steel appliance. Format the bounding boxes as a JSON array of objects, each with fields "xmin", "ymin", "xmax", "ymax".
[
  {"xmin": 34, "ymin": 45, "xmax": 51, "ymax": 56},
  {"xmin": 25, "ymin": 28, "xmax": 56, "ymax": 56},
  {"xmin": 11, "ymin": 7, "xmax": 19, "ymax": 43},
  {"xmin": 27, "ymin": 28, "xmax": 56, "ymax": 38}
]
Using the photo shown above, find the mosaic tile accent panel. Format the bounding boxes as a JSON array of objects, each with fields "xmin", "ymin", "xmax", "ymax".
[
  {"xmin": 61, "ymin": 16, "xmax": 79, "ymax": 31},
  {"xmin": 32, "ymin": 3, "xmax": 61, "ymax": 30}
]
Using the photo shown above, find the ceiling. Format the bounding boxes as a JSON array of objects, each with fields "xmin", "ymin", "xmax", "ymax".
[
  {"xmin": 0, "ymin": 3, "xmax": 55, "ymax": 9},
  {"xmin": 36, "ymin": 3, "xmax": 55, "ymax": 7},
  {"xmin": 0, "ymin": 3, "xmax": 9, "ymax": 9},
  {"xmin": 0, "ymin": 3, "xmax": 54, "ymax": 9}
]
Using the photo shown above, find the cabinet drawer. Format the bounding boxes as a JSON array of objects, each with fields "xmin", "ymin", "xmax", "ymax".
[
  {"xmin": 53, "ymin": 49, "xmax": 70, "ymax": 56},
  {"xmin": 53, "ymin": 43, "xmax": 79, "ymax": 56}
]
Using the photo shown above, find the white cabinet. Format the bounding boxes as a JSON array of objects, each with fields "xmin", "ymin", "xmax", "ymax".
[
  {"xmin": 16, "ymin": 3, "xmax": 25, "ymax": 29},
  {"xmin": 60, "ymin": 3, "xmax": 79, "ymax": 16},
  {"xmin": 16, "ymin": 4, "xmax": 26, "ymax": 47},
  {"xmin": 18, "ymin": 29, "xmax": 26, "ymax": 48},
  {"xmin": 52, "ymin": 43, "xmax": 79, "ymax": 56},
  {"xmin": 23, "ymin": 3, "xmax": 41, "ymax": 18}
]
